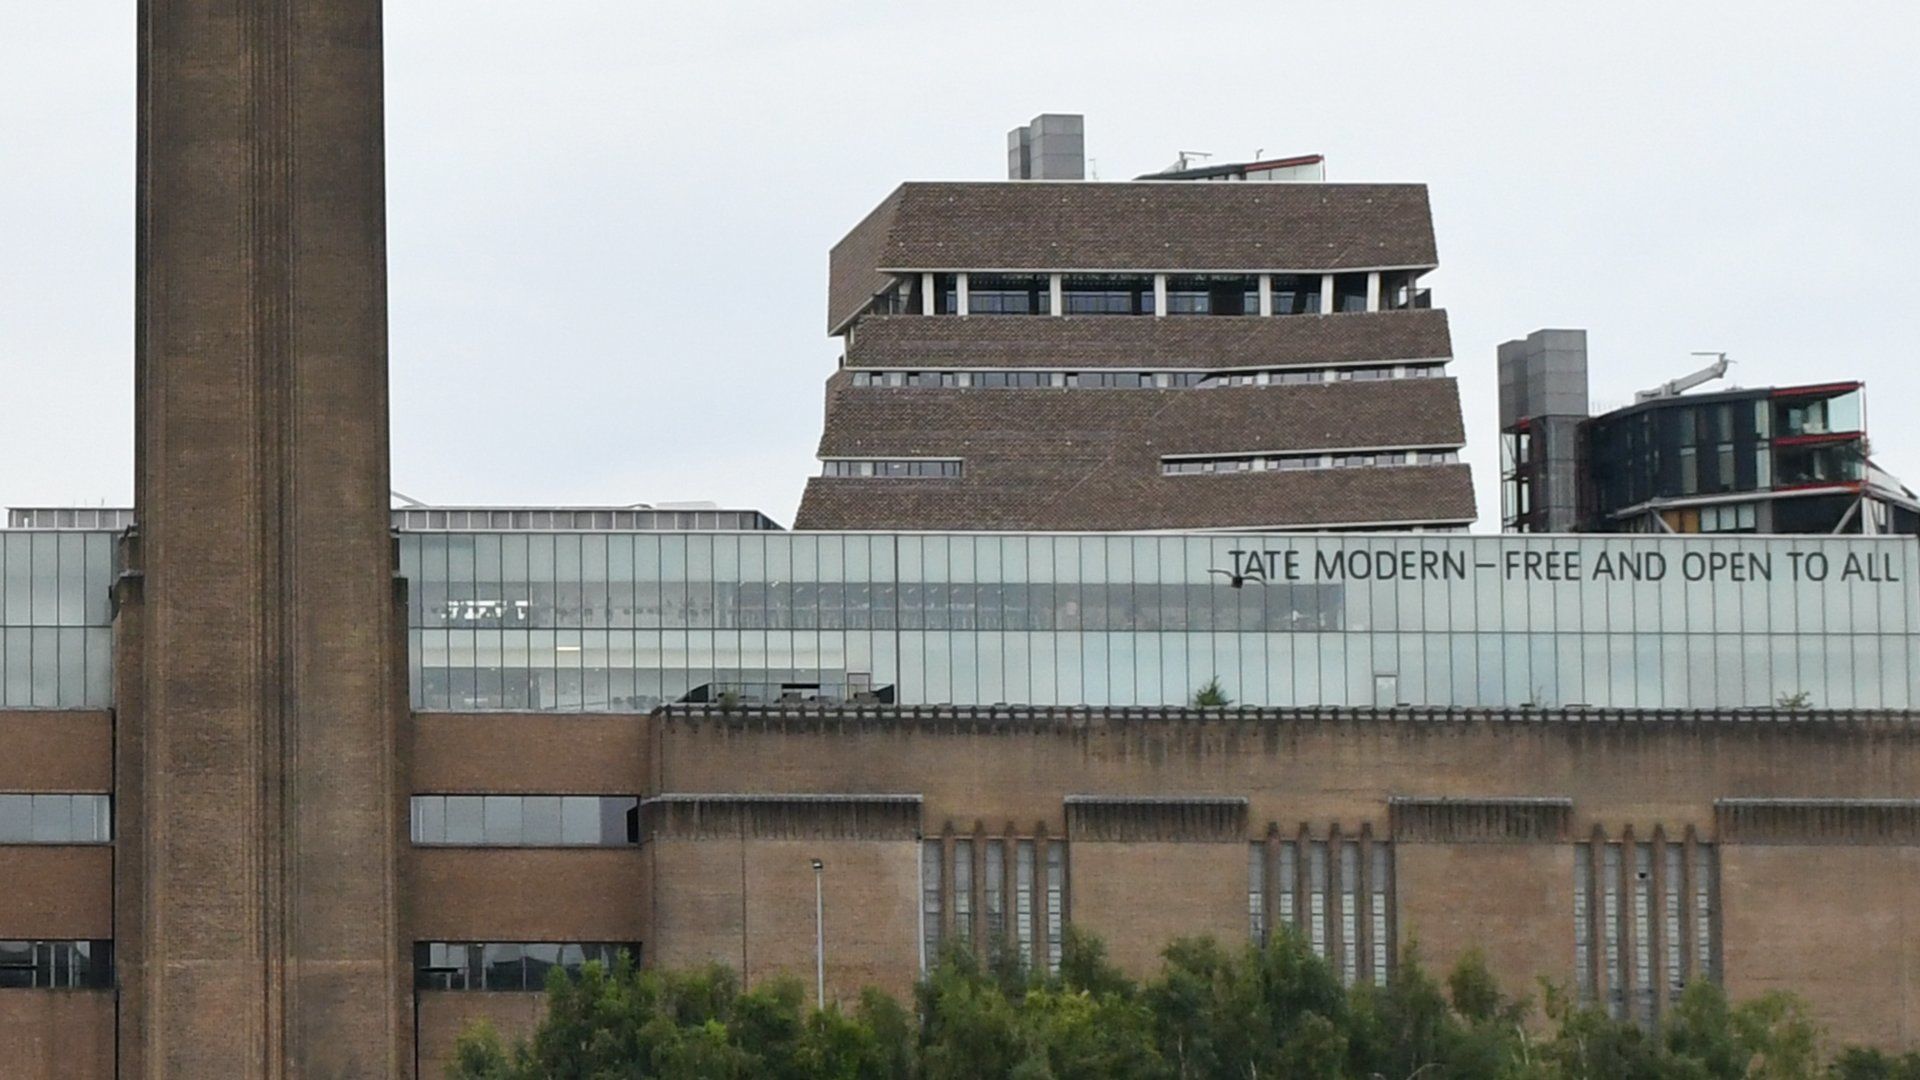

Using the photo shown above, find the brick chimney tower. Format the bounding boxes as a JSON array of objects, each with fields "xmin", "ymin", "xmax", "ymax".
[{"xmin": 117, "ymin": 2, "xmax": 408, "ymax": 1074}]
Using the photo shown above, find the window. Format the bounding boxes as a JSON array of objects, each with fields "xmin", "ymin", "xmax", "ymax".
[
  {"xmin": 1016, "ymin": 840, "xmax": 1036, "ymax": 969},
  {"xmin": 1574, "ymin": 839, "xmax": 1717, "ymax": 1023},
  {"xmin": 952, "ymin": 839, "xmax": 973, "ymax": 950},
  {"xmin": 1061, "ymin": 274, "xmax": 1154, "ymax": 315},
  {"xmin": 984, "ymin": 840, "xmax": 1006, "ymax": 941},
  {"xmin": 1248, "ymin": 844, "xmax": 1267, "ymax": 944},
  {"xmin": 1699, "ymin": 503, "xmax": 1757, "ymax": 533},
  {"xmin": 1632, "ymin": 843, "xmax": 1653, "ymax": 1025},
  {"xmin": 1308, "ymin": 841, "xmax": 1328, "ymax": 959},
  {"xmin": 1369, "ymin": 845, "xmax": 1391, "ymax": 987},
  {"xmin": 967, "ymin": 274, "xmax": 1050, "ymax": 315},
  {"xmin": 413, "ymin": 941, "xmax": 635, "ymax": 991},
  {"xmin": 1277, "ymin": 844, "xmax": 1296, "ymax": 930},
  {"xmin": 1334, "ymin": 273, "xmax": 1369, "ymax": 313},
  {"xmin": 1574, "ymin": 851, "xmax": 1593, "ymax": 1002},
  {"xmin": 846, "ymin": 364, "xmax": 1445, "ymax": 390},
  {"xmin": 1269, "ymin": 274, "xmax": 1320, "ymax": 315},
  {"xmin": 822, "ymin": 459, "xmax": 963, "ymax": 479},
  {"xmin": 1776, "ymin": 389, "xmax": 1863, "ymax": 437},
  {"xmin": 0, "ymin": 940, "xmax": 112, "ymax": 989},
  {"xmin": 410, "ymin": 795, "xmax": 637, "ymax": 846},
  {"xmin": 1164, "ymin": 275, "xmax": 1258, "ymax": 316},
  {"xmin": 933, "ymin": 273, "xmax": 960, "ymax": 315},
  {"xmin": 1603, "ymin": 843, "xmax": 1623, "ymax": 1017},
  {"xmin": 1339, "ymin": 841, "xmax": 1360, "ymax": 986},
  {"xmin": 1161, "ymin": 449, "xmax": 1456, "ymax": 477},
  {"xmin": 921, "ymin": 840, "xmax": 943, "ymax": 964},
  {"xmin": 1045, "ymin": 842, "xmax": 1066, "ymax": 974},
  {"xmin": 0, "ymin": 794, "xmax": 111, "ymax": 843}
]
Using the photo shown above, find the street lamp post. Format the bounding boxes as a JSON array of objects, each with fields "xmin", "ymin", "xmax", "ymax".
[{"xmin": 810, "ymin": 858, "xmax": 826, "ymax": 1007}]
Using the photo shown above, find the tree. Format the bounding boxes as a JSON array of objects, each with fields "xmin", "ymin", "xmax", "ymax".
[
  {"xmin": 446, "ymin": 929, "xmax": 1902, "ymax": 1080},
  {"xmin": 1191, "ymin": 678, "xmax": 1231, "ymax": 708}
]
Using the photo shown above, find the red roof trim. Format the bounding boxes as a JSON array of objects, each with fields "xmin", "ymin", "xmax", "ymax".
[{"xmin": 1770, "ymin": 381, "xmax": 1862, "ymax": 398}]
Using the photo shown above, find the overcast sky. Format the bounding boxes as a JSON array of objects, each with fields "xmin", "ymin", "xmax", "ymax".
[{"xmin": 3, "ymin": 2, "xmax": 1916, "ymax": 529}]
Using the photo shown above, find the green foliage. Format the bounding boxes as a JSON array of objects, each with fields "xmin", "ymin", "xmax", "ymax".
[
  {"xmin": 445, "ymin": 931, "xmax": 1904, "ymax": 1080},
  {"xmin": 1832, "ymin": 1048, "xmax": 1920, "ymax": 1080},
  {"xmin": 1776, "ymin": 689, "xmax": 1814, "ymax": 709},
  {"xmin": 1191, "ymin": 677, "xmax": 1231, "ymax": 708}
]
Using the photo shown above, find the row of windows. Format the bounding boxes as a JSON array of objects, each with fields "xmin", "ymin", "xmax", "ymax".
[
  {"xmin": 1249, "ymin": 840, "xmax": 1392, "ymax": 987},
  {"xmin": 820, "ymin": 460, "xmax": 963, "ymax": 479},
  {"xmin": 0, "ymin": 940, "xmax": 113, "ymax": 989},
  {"xmin": 922, "ymin": 838, "xmax": 1065, "ymax": 974},
  {"xmin": 845, "ymin": 364, "xmax": 1446, "ymax": 390},
  {"xmin": 1575, "ymin": 841, "xmax": 1718, "ymax": 1024},
  {"xmin": 414, "ymin": 942, "xmax": 637, "ymax": 991},
  {"xmin": 882, "ymin": 272, "xmax": 1412, "ymax": 319},
  {"xmin": 0, "ymin": 627, "xmax": 114, "ymax": 709},
  {"xmin": 414, "ymin": 629, "xmax": 1917, "ymax": 714},
  {"xmin": 0, "ymin": 794, "xmax": 112, "ymax": 844},
  {"xmin": 1583, "ymin": 395, "xmax": 1871, "ymax": 510},
  {"xmin": 5, "ymin": 508, "xmax": 135, "ymax": 531},
  {"xmin": 409, "ymin": 795, "xmax": 638, "ymax": 847},
  {"xmin": 1699, "ymin": 503, "xmax": 1760, "ymax": 534},
  {"xmin": 0, "ymin": 531, "xmax": 116, "ymax": 628},
  {"xmin": 419, "ymin": 582, "xmax": 1347, "ymax": 634},
  {"xmin": 403, "ymin": 533, "xmax": 1911, "ymax": 638},
  {"xmin": 1162, "ymin": 449, "xmax": 1461, "ymax": 476},
  {"xmin": 393, "ymin": 509, "xmax": 777, "ymax": 533}
]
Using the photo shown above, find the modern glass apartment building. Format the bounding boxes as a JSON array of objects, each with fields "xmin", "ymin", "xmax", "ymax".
[{"xmin": 399, "ymin": 529, "xmax": 1918, "ymax": 713}]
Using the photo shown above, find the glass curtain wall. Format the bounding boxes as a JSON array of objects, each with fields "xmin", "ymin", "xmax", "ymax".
[
  {"xmin": 404, "ymin": 532, "xmax": 1918, "ymax": 713},
  {"xmin": 0, "ymin": 530, "xmax": 116, "ymax": 708}
]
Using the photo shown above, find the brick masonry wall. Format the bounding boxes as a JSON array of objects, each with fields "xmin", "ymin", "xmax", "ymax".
[
  {"xmin": 0, "ymin": 991, "xmax": 114, "ymax": 1079},
  {"xmin": 1721, "ymin": 845, "xmax": 1920, "ymax": 1048},
  {"xmin": 395, "ymin": 708, "xmax": 1920, "ymax": 1066}
]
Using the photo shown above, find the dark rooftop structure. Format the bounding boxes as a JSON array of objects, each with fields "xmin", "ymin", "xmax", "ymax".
[{"xmin": 1499, "ymin": 328, "xmax": 1919, "ymax": 535}]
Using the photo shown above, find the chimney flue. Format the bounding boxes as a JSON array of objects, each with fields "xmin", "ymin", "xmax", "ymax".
[{"xmin": 1007, "ymin": 113, "xmax": 1084, "ymax": 180}]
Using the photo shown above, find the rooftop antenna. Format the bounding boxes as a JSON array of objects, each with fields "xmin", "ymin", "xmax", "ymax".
[
  {"xmin": 1634, "ymin": 351, "xmax": 1732, "ymax": 402},
  {"xmin": 391, "ymin": 489, "xmax": 428, "ymax": 508}
]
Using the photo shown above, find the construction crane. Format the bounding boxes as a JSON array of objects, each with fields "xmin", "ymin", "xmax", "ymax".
[{"xmin": 1635, "ymin": 351, "xmax": 1731, "ymax": 402}]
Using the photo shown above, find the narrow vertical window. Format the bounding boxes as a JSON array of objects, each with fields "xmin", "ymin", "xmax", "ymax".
[
  {"xmin": 953, "ymin": 840, "xmax": 973, "ymax": 951},
  {"xmin": 1045, "ymin": 843, "xmax": 1065, "ymax": 975},
  {"xmin": 1574, "ymin": 844, "xmax": 1594, "ymax": 1004},
  {"xmin": 1693, "ymin": 844, "xmax": 1716, "ymax": 983},
  {"xmin": 985, "ymin": 840, "xmax": 1006, "ymax": 942},
  {"xmin": 1248, "ymin": 844, "xmax": 1267, "ymax": 944},
  {"xmin": 1603, "ymin": 843, "xmax": 1624, "ymax": 1019},
  {"xmin": 1278, "ymin": 843, "xmax": 1296, "ymax": 930},
  {"xmin": 1339, "ymin": 841, "xmax": 1360, "ymax": 986},
  {"xmin": 921, "ymin": 840, "xmax": 942, "ymax": 970},
  {"xmin": 1016, "ymin": 840, "xmax": 1036, "ymax": 970},
  {"xmin": 1308, "ymin": 841, "xmax": 1328, "ymax": 960},
  {"xmin": 1633, "ymin": 842, "xmax": 1654, "ymax": 1025},
  {"xmin": 1370, "ymin": 844, "xmax": 1391, "ymax": 986},
  {"xmin": 1664, "ymin": 844, "xmax": 1684, "ymax": 1000}
]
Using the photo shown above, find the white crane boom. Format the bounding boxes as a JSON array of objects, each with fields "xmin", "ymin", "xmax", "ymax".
[{"xmin": 1635, "ymin": 352, "xmax": 1731, "ymax": 402}]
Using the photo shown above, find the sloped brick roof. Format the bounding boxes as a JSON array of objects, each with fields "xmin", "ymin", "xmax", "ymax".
[
  {"xmin": 816, "ymin": 379, "xmax": 1466, "ymax": 457},
  {"xmin": 793, "ymin": 464, "xmax": 1476, "ymax": 531},
  {"xmin": 829, "ymin": 181, "xmax": 1439, "ymax": 333},
  {"xmin": 796, "ymin": 378, "xmax": 1473, "ymax": 530}
]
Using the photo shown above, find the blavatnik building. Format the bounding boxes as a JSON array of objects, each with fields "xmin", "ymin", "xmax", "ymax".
[
  {"xmin": 0, "ymin": 23, "xmax": 1918, "ymax": 1080},
  {"xmin": 794, "ymin": 114, "xmax": 1473, "ymax": 533}
]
